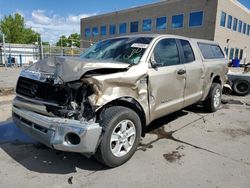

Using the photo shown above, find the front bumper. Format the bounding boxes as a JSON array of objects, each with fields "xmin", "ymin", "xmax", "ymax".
[{"xmin": 12, "ymin": 106, "xmax": 102, "ymax": 154}]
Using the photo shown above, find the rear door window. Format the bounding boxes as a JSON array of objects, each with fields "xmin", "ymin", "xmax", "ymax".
[
  {"xmin": 198, "ymin": 43, "xmax": 225, "ymax": 59},
  {"xmin": 180, "ymin": 40, "xmax": 195, "ymax": 63}
]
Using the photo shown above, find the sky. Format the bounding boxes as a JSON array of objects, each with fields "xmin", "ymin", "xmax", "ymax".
[{"xmin": 0, "ymin": 0, "xmax": 249, "ymax": 43}]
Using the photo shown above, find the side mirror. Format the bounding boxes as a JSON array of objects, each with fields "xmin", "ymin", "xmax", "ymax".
[{"xmin": 150, "ymin": 54, "xmax": 158, "ymax": 69}]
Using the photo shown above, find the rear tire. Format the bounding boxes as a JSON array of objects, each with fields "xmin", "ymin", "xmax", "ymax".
[
  {"xmin": 203, "ymin": 83, "xmax": 222, "ymax": 112},
  {"xmin": 95, "ymin": 106, "xmax": 141, "ymax": 167},
  {"xmin": 232, "ymin": 79, "xmax": 250, "ymax": 96}
]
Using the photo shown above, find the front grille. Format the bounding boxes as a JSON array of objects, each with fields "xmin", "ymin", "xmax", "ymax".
[
  {"xmin": 16, "ymin": 77, "xmax": 69, "ymax": 105},
  {"xmin": 16, "ymin": 77, "xmax": 39, "ymax": 98}
]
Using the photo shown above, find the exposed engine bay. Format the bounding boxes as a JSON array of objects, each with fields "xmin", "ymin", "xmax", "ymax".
[{"xmin": 16, "ymin": 76, "xmax": 96, "ymax": 121}]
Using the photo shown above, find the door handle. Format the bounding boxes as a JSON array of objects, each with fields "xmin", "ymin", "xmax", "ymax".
[{"xmin": 177, "ymin": 69, "xmax": 186, "ymax": 75}]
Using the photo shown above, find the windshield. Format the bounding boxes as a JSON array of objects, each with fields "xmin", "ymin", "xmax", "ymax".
[{"xmin": 80, "ymin": 37, "xmax": 153, "ymax": 65}]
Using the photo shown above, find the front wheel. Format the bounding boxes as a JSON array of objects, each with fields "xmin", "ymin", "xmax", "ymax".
[
  {"xmin": 203, "ymin": 83, "xmax": 222, "ymax": 112},
  {"xmin": 95, "ymin": 106, "xmax": 141, "ymax": 167}
]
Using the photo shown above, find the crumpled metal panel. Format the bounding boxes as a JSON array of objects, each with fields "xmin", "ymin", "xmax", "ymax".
[
  {"xmin": 86, "ymin": 62, "xmax": 150, "ymax": 124},
  {"xmin": 26, "ymin": 56, "xmax": 130, "ymax": 83}
]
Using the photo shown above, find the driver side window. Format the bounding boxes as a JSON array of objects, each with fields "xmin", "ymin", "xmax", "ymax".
[{"xmin": 153, "ymin": 38, "xmax": 180, "ymax": 67}]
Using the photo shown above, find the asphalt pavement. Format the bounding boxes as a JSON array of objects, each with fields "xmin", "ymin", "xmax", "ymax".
[{"xmin": 0, "ymin": 94, "xmax": 250, "ymax": 188}]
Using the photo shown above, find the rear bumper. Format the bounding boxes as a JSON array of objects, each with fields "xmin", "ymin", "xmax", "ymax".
[{"xmin": 12, "ymin": 106, "xmax": 102, "ymax": 154}]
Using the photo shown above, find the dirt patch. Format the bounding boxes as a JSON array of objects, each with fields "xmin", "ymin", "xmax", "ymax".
[
  {"xmin": 138, "ymin": 127, "xmax": 174, "ymax": 152},
  {"xmin": 163, "ymin": 151, "xmax": 184, "ymax": 163},
  {"xmin": 222, "ymin": 128, "xmax": 250, "ymax": 138},
  {"xmin": 0, "ymin": 88, "xmax": 15, "ymax": 96}
]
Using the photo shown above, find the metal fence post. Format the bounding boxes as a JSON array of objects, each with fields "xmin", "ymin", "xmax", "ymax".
[{"xmin": 2, "ymin": 34, "xmax": 7, "ymax": 67}]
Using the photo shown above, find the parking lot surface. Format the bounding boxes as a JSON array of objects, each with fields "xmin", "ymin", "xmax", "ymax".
[{"xmin": 0, "ymin": 94, "xmax": 250, "ymax": 188}]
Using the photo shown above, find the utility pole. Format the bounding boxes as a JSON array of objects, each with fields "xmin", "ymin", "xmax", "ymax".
[{"xmin": 2, "ymin": 33, "xmax": 7, "ymax": 67}]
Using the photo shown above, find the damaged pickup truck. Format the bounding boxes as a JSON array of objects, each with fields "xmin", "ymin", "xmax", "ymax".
[{"xmin": 12, "ymin": 34, "xmax": 228, "ymax": 167}]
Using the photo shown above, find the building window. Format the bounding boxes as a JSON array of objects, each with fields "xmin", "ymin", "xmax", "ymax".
[
  {"xmin": 85, "ymin": 28, "xmax": 91, "ymax": 38},
  {"xmin": 92, "ymin": 27, "xmax": 99, "ymax": 37},
  {"xmin": 247, "ymin": 25, "xmax": 250, "ymax": 36},
  {"xmin": 238, "ymin": 20, "xmax": 242, "ymax": 32},
  {"xmin": 130, "ymin": 21, "xmax": 139, "ymax": 33},
  {"xmin": 220, "ymin": 11, "xmax": 226, "ymax": 27},
  {"xmin": 229, "ymin": 48, "xmax": 235, "ymax": 60},
  {"xmin": 142, "ymin": 19, "xmax": 152, "ymax": 31},
  {"xmin": 109, "ymin": 24, "xmax": 116, "ymax": 35},
  {"xmin": 227, "ymin": 15, "xmax": 232, "ymax": 29},
  {"xmin": 235, "ymin": 48, "xmax": 239, "ymax": 59},
  {"xmin": 156, "ymin": 17, "xmax": 167, "ymax": 30},
  {"xmin": 119, "ymin": 23, "xmax": 127, "ymax": 34},
  {"xmin": 101, "ymin": 26, "xmax": 107, "ymax": 36},
  {"xmin": 189, "ymin": 11, "xmax": 203, "ymax": 27},
  {"xmin": 233, "ymin": 18, "xmax": 238, "ymax": 31},
  {"xmin": 243, "ymin": 23, "xmax": 247, "ymax": 34},
  {"xmin": 172, "ymin": 14, "xmax": 184, "ymax": 29},
  {"xmin": 239, "ymin": 49, "xmax": 243, "ymax": 59}
]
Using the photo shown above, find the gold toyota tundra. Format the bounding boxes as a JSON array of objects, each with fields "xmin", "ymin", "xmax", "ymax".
[{"xmin": 12, "ymin": 34, "xmax": 228, "ymax": 167}]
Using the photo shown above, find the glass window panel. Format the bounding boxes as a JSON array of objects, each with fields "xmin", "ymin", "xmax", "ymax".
[
  {"xmin": 101, "ymin": 26, "xmax": 106, "ymax": 36},
  {"xmin": 243, "ymin": 23, "xmax": 247, "ymax": 34},
  {"xmin": 235, "ymin": 48, "xmax": 239, "ymax": 59},
  {"xmin": 227, "ymin": 15, "xmax": 232, "ymax": 29},
  {"xmin": 180, "ymin": 40, "xmax": 195, "ymax": 63},
  {"xmin": 130, "ymin": 21, "xmax": 139, "ymax": 33},
  {"xmin": 189, "ymin": 11, "xmax": 203, "ymax": 27},
  {"xmin": 198, "ymin": 43, "xmax": 224, "ymax": 59},
  {"xmin": 119, "ymin": 23, "xmax": 127, "ymax": 34},
  {"xmin": 233, "ymin": 18, "xmax": 238, "ymax": 31},
  {"xmin": 239, "ymin": 49, "xmax": 243, "ymax": 59},
  {"xmin": 229, "ymin": 48, "xmax": 234, "ymax": 60},
  {"xmin": 220, "ymin": 11, "xmax": 226, "ymax": 27},
  {"xmin": 172, "ymin": 14, "xmax": 184, "ymax": 29},
  {"xmin": 109, "ymin": 24, "xmax": 116, "ymax": 35},
  {"xmin": 142, "ymin": 19, "xmax": 152, "ymax": 31},
  {"xmin": 92, "ymin": 27, "xmax": 98, "ymax": 37},
  {"xmin": 85, "ymin": 28, "xmax": 91, "ymax": 38},
  {"xmin": 156, "ymin": 17, "xmax": 167, "ymax": 30},
  {"xmin": 247, "ymin": 25, "xmax": 250, "ymax": 36},
  {"xmin": 238, "ymin": 20, "xmax": 242, "ymax": 32},
  {"xmin": 153, "ymin": 38, "xmax": 180, "ymax": 67}
]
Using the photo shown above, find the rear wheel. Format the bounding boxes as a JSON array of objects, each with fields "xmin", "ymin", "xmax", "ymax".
[
  {"xmin": 95, "ymin": 106, "xmax": 141, "ymax": 167},
  {"xmin": 203, "ymin": 83, "xmax": 222, "ymax": 112},
  {"xmin": 233, "ymin": 79, "xmax": 250, "ymax": 96}
]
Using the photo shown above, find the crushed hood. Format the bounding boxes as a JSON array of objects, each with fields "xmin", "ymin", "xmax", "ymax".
[{"xmin": 22, "ymin": 56, "xmax": 130, "ymax": 83}]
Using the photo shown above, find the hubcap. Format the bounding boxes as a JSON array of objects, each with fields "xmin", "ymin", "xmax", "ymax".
[
  {"xmin": 214, "ymin": 88, "xmax": 221, "ymax": 108},
  {"xmin": 110, "ymin": 120, "xmax": 136, "ymax": 157}
]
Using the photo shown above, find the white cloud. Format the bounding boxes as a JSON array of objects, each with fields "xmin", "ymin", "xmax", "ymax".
[
  {"xmin": 66, "ymin": 13, "xmax": 96, "ymax": 24},
  {"xmin": 24, "ymin": 10, "xmax": 97, "ymax": 43},
  {"xmin": 31, "ymin": 10, "xmax": 52, "ymax": 25}
]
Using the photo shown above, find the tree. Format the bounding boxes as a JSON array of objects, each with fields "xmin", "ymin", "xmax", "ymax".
[
  {"xmin": 0, "ymin": 33, "xmax": 2, "ymax": 43},
  {"xmin": 56, "ymin": 35, "xmax": 68, "ymax": 47},
  {"xmin": 0, "ymin": 13, "xmax": 40, "ymax": 44},
  {"xmin": 56, "ymin": 33, "xmax": 80, "ymax": 48},
  {"xmin": 42, "ymin": 41, "xmax": 50, "ymax": 46},
  {"xmin": 68, "ymin": 33, "xmax": 80, "ymax": 48}
]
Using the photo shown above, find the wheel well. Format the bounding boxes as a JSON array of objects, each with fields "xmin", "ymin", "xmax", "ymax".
[
  {"xmin": 96, "ymin": 97, "xmax": 147, "ymax": 137},
  {"xmin": 211, "ymin": 74, "xmax": 221, "ymax": 85}
]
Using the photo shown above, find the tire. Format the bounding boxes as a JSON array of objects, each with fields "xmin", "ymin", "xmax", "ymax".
[
  {"xmin": 95, "ymin": 106, "xmax": 141, "ymax": 167},
  {"xmin": 203, "ymin": 83, "xmax": 222, "ymax": 112},
  {"xmin": 232, "ymin": 79, "xmax": 250, "ymax": 96}
]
